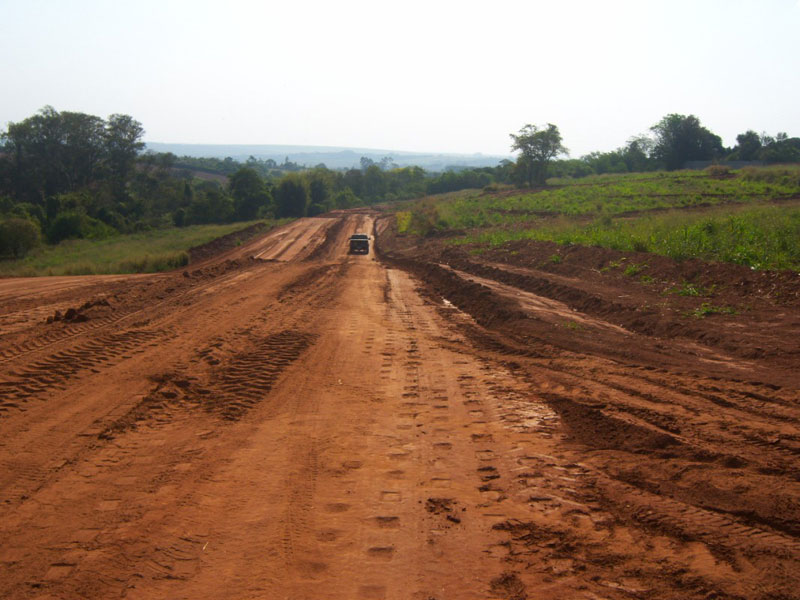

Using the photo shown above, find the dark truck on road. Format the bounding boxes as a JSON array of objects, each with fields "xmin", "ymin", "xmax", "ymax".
[{"xmin": 348, "ymin": 233, "xmax": 370, "ymax": 254}]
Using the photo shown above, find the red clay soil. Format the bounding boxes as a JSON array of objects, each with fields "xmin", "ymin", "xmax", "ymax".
[
  {"xmin": 0, "ymin": 211, "xmax": 798, "ymax": 599},
  {"xmin": 187, "ymin": 221, "xmax": 272, "ymax": 264}
]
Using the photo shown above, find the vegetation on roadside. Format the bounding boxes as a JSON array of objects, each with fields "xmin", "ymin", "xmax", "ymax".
[
  {"xmin": 452, "ymin": 204, "xmax": 800, "ymax": 271},
  {"xmin": 397, "ymin": 168, "xmax": 800, "ymax": 271},
  {"xmin": 0, "ymin": 221, "xmax": 269, "ymax": 277}
]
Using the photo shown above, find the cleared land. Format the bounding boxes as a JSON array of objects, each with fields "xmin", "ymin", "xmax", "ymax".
[{"xmin": 0, "ymin": 205, "xmax": 798, "ymax": 599}]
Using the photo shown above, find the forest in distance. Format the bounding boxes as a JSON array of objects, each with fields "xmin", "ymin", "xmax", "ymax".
[{"xmin": 1, "ymin": 105, "xmax": 799, "ymax": 261}]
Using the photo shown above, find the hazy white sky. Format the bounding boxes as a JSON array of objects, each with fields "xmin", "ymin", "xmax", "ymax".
[{"xmin": 1, "ymin": 0, "xmax": 798, "ymax": 156}]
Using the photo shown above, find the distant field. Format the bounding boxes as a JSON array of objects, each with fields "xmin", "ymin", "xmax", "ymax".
[
  {"xmin": 0, "ymin": 221, "xmax": 269, "ymax": 277},
  {"xmin": 398, "ymin": 166, "xmax": 800, "ymax": 271}
]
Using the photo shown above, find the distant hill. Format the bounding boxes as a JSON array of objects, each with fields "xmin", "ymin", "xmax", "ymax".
[{"xmin": 144, "ymin": 143, "xmax": 509, "ymax": 171}]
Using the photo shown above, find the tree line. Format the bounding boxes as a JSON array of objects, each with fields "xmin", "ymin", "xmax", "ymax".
[
  {"xmin": 1, "ymin": 106, "xmax": 797, "ymax": 259},
  {"xmin": 513, "ymin": 113, "xmax": 800, "ymax": 186},
  {"xmin": 0, "ymin": 107, "xmax": 512, "ymax": 258}
]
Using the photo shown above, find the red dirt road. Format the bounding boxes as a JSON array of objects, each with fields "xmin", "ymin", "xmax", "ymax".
[{"xmin": 1, "ymin": 214, "xmax": 799, "ymax": 599}]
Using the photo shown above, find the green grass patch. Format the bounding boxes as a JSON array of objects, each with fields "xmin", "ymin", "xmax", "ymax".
[
  {"xmin": 688, "ymin": 302, "xmax": 737, "ymax": 318},
  {"xmin": 0, "ymin": 221, "xmax": 272, "ymax": 277},
  {"xmin": 404, "ymin": 167, "xmax": 800, "ymax": 233},
  {"xmin": 623, "ymin": 263, "xmax": 648, "ymax": 277},
  {"xmin": 456, "ymin": 203, "xmax": 800, "ymax": 271},
  {"xmin": 399, "ymin": 168, "xmax": 800, "ymax": 271}
]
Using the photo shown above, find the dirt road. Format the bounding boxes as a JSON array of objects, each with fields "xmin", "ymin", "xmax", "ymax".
[{"xmin": 1, "ymin": 214, "xmax": 798, "ymax": 599}]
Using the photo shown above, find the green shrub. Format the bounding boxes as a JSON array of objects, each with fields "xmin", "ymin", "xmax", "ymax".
[
  {"xmin": 0, "ymin": 217, "xmax": 41, "ymax": 258},
  {"xmin": 396, "ymin": 211, "xmax": 412, "ymax": 234}
]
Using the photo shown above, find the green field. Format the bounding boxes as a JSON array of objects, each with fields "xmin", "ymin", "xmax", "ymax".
[
  {"xmin": 398, "ymin": 167, "xmax": 800, "ymax": 271},
  {"xmin": 0, "ymin": 221, "xmax": 272, "ymax": 277}
]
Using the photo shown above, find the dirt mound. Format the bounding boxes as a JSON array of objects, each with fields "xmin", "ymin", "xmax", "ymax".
[{"xmin": 46, "ymin": 297, "xmax": 112, "ymax": 324}]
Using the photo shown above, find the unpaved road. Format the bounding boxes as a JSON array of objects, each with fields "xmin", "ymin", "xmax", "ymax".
[{"xmin": 1, "ymin": 213, "xmax": 798, "ymax": 599}]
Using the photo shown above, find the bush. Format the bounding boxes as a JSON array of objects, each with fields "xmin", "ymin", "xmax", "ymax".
[
  {"xmin": 482, "ymin": 183, "xmax": 515, "ymax": 193},
  {"xmin": 333, "ymin": 188, "xmax": 360, "ymax": 209},
  {"xmin": 47, "ymin": 212, "xmax": 89, "ymax": 244},
  {"xmin": 46, "ymin": 211, "xmax": 115, "ymax": 244},
  {"xmin": 0, "ymin": 217, "xmax": 41, "ymax": 258},
  {"xmin": 705, "ymin": 164, "xmax": 731, "ymax": 178},
  {"xmin": 307, "ymin": 202, "xmax": 327, "ymax": 217}
]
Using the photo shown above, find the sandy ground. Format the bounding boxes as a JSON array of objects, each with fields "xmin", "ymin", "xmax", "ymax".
[{"xmin": 1, "ymin": 213, "xmax": 798, "ymax": 599}]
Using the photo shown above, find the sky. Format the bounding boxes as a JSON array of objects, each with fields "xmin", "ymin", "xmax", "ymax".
[{"xmin": 1, "ymin": 0, "xmax": 798, "ymax": 157}]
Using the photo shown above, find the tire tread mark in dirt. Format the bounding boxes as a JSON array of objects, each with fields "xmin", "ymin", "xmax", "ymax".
[
  {"xmin": 597, "ymin": 473, "xmax": 800, "ymax": 558},
  {"xmin": 213, "ymin": 331, "xmax": 317, "ymax": 420},
  {"xmin": 520, "ymin": 359, "xmax": 800, "ymax": 470},
  {"xmin": 0, "ymin": 261, "xmax": 254, "ymax": 368},
  {"xmin": 0, "ymin": 329, "xmax": 168, "ymax": 415},
  {"xmin": 123, "ymin": 330, "xmax": 318, "ymax": 427}
]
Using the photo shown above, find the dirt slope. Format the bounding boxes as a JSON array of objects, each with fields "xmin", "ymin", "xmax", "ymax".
[{"xmin": 0, "ymin": 212, "xmax": 798, "ymax": 599}]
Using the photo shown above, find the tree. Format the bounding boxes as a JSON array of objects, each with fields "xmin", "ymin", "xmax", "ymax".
[
  {"xmin": 274, "ymin": 173, "xmax": 308, "ymax": 218},
  {"xmin": 379, "ymin": 156, "xmax": 397, "ymax": 170},
  {"xmin": 363, "ymin": 165, "xmax": 386, "ymax": 201},
  {"xmin": 758, "ymin": 133, "xmax": 800, "ymax": 164},
  {"xmin": 2, "ymin": 106, "xmax": 106, "ymax": 201},
  {"xmin": 105, "ymin": 114, "xmax": 145, "ymax": 197},
  {"xmin": 733, "ymin": 130, "xmax": 762, "ymax": 161},
  {"xmin": 229, "ymin": 167, "xmax": 270, "ymax": 220},
  {"xmin": 510, "ymin": 123, "xmax": 568, "ymax": 186},
  {"xmin": 342, "ymin": 169, "xmax": 364, "ymax": 197},
  {"xmin": 622, "ymin": 135, "xmax": 655, "ymax": 172},
  {"xmin": 333, "ymin": 188, "xmax": 359, "ymax": 209},
  {"xmin": 308, "ymin": 168, "xmax": 333, "ymax": 208},
  {"xmin": 650, "ymin": 114, "xmax": 723, "ymax": 170}
]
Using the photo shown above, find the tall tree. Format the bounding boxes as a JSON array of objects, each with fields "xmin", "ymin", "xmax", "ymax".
[
  {"xmin": 104, "ymin": 114, "xmax": 145, "ymax": 197},
  {"xmin": 363, "ymin": 164, "xmax": 386, "ymax": 201},
  {"xmin": 650, "ymin": 114, "xmax": 723, "ymax": 170},
  {"xmin": 733, "ymin": 130, "xmax": 763, "ymax": 161},
  {"xmin": 510, "ymin": 123, "xmax": 568, "ymax": 186},
  {"xmin": 274, "ymin": 173, "xmax": 308, "ymax": 218},
  {"xmin": 229, "ymin": 167, "xmax": 270, "ymax": 220},
  {"xmin": 2, "ymin": 106, "xmax": 106, "ymax": 202},
  {"xmin": 307, "ymin": 168, "xmax": 333, "ymax": 215}
]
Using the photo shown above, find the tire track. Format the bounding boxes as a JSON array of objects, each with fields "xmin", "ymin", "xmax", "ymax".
[{"xmin": 0, "ymin": 328, "xmax": 168, "ymax": 415}]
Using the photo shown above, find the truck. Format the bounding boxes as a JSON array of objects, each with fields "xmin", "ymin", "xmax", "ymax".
[{"xmin": 348, "ymin": 233, "xmax": 370, "ymax": 255}]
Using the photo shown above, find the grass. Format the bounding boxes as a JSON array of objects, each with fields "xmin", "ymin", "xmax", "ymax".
[
  {"xmin": 396, "ymin": 168, "xmax": 800, "ymax": 271},
  {"xmin": 409, "ymin": 166, "xmax": 800, "ymax": 234},
  {"xmin": 455, "ymin": 203, "xmax": 800, "ymax": 271},
  {"xmin": 688, "ymin": 302, "xmax": 737, "ymax": 318},
  {"xmin": 0, "ymin": 220, "xmax": 272, "ymax": 277}
]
